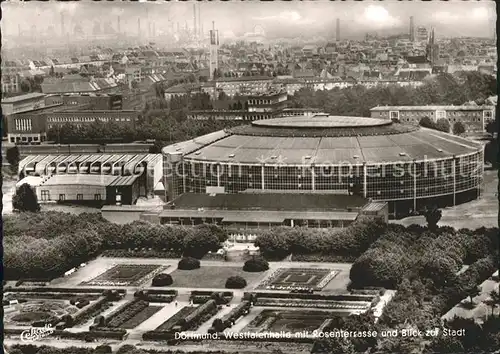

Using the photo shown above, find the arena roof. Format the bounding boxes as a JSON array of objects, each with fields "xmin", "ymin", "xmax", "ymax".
[
  {"xmin": 370, "ymin": 105, "xmax": 495, "ymax": 111},
  {"xmin": 171, "ymin": 116, "xmax": 483, "ymax": 165},
  {"xmin": 252, "ymin": 116, "xmax": 392, "ymax": 128}
]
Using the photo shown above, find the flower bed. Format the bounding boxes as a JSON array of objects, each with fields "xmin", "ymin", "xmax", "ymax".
[
  {"xmin": 258, "ymin": 268, "xmax": 338, "ymax": 291},
  {"xmin": 81, "ymin": 265, "xmax": 168, "ymax": 287},
  {"xmin": 104, "ymin": 299, "xmax": 149, "ymax": 328},
  {"xmin": 118, "ymin": 305, "xmax": 163, "ymax": 329},
  {"xmin": 255, "ymin": 298, "xmax": 371, "ymax": 310}
]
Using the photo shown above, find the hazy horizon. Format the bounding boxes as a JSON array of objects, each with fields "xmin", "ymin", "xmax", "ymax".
[{"xmin": 1, "ymin": 0, "xmax": 496, "ymax": 41}]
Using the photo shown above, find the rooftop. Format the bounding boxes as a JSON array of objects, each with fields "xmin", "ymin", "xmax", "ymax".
[
  {"xmin": 168, "ymin": 192, "xmax": 369, "ymax": 212},
  {"xmin": 371, "ymin": 105, "xmax": 495, "ymax": 111},
  {"xmin": 2, "ymin": 92, "xmax": 46, "ymax": 104},
  {"xmin": 252, "ymin": 115, "xmax": 391, "ymax": 129}
]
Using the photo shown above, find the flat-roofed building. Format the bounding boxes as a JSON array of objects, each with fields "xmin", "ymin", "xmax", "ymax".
[
  {"xmin": 35, "ymin": 174, "xmax": 141, "ymax": 205},
  {"xmin": 2, "ymin": 93, "xmax": 47, "ymax": 115},
  {"xmin": 370, "ymin": 105, "xmax": 495, "ymax": 133},
  {"xmin": 17, "ymin": 153, "xmax": 163, "ymax": 200},
  {"xmin": 157, "ymin": 192, "xmax": 387, "ymax": 230}
]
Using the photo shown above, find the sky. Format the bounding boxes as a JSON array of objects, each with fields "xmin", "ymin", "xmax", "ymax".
[{"xmin": 1, "ymin": 0, "xmax": 496, "ymax": 40}]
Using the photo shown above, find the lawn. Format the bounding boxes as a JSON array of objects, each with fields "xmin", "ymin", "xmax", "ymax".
[
  {"xmin": 81, "ymin": 264, "xmax": 166, "ymax": 286},
  {"xmin": 170, "ymin": 266, "xmax": 265, "ymax": 289}
]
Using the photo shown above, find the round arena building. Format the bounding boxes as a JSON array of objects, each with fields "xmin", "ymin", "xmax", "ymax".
[{"xmin": 162, "ymin": 115, "xmax": 484, "ymax": 217}]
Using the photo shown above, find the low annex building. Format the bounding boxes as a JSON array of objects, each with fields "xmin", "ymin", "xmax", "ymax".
[{"xmin": 157, "ymin": 192, "xmax": 388, "ymax": 230}]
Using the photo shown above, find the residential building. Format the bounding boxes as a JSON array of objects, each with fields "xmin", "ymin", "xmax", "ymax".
[{"xmin": 370, "ymin": 105, "xmax": 495, "ymax": 133}]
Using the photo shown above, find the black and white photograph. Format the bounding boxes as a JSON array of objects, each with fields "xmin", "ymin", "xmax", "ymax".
[{"xmin": 1, "ymin": 1, "xmax": 499, "ymax": 354}]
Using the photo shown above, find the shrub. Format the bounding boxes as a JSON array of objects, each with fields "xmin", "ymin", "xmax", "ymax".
[
  {"xmin": 95, "ymin": 345, "xmax": 113, "ymax": 353},
  {"xmin": 178, "ymin": 257, "xmax": 201, "ymax": 270},
  {"xmin": 225, "ymin": 276, "xmax": 247, "ymax": 289},
  {"xmin": 151, "ymin": 273, "xmax": 173, "ymax": 287},
  {"xmin": 76, "ymin": 299, "xmax": 90, "ymax": 308},
  {"xmin": 243, "ymin": 257, "xmax": 269, "ymax": 272}
]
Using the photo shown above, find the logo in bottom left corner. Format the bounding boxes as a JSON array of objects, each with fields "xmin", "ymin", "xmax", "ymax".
[{"xmin": 20, "ymin": 324, "xmax": 55, "ymax": 342}]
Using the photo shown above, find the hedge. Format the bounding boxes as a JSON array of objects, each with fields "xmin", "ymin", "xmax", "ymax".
[
  {"xmin": 243, "ymin": 257, "xmax": 269, "ymax": 272},
  {"xmin": 4, "ymin": 287, "xmax": 126, "ymax": 294},
  {"xmin": 221, "ymin": 301, "xmax": 251, "ymax": 328},
  {"xmin": 225, "ymin": 276, "xmax": 247, "ymax": 289},
  {"xmin": 244, "ymin": 292, "xmax": 376, "ymax": 302},
  {"xmin": 152, "ymin": 273, "xmax": 173, "ymax": 287},
  {"xmin": 178, "ymin": 257, "xmax": 201, "ymax": 270}
]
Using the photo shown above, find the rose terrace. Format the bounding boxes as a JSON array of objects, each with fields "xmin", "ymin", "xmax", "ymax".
[{"xmin": 258, "ymin": 268, "xmax": 338, "ymax": 291}]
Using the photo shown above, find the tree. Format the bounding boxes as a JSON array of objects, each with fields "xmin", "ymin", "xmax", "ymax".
[
  {"xmin": 152, "ymin": 273, "xmax": 173, "ymax": 286},
  {"xmin": 178, "ymin": 257, "xmax": 201, "ymax": 270},
  {"xmin": 424, "ymin": 206, "xmax": 442, "ymax": 231},
  {"xmin": 484, "ymin": 289, "xmax": 500, "ymax": 316},
  {"xmin": 453, "ymin": 121, "xmax": 466, "ymax": 135},
  {"xmin": 6, "ymin": 146, "xmax": 20, "ymax": 173},
  {"xmin": 469, "ymin": 285, "xmax": 482, "ymax": 303},
  {"xmin": 435, "ymin": 118, "xmax": 451, "ymax": 133},
  {"xmin": 312, "ymin": 336, "xmax": 356, "ymax": 354},
  {"xmin": 225, "ymin": 276, "xmax": 247, "ymax": 289},
  {"xmin": 243, "ymin": 256, "xmax": 269, "ymax": 272},
  {"xmin": 12, "ymin": 184, "xmax": 40, "ymax": 212}
]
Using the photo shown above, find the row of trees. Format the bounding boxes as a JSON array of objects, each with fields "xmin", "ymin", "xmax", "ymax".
[
  {"xmin": 4, "ymin": 212, "xmax": 228, "ymax": 279},
  {"xmin": 290, "ymin": 71, "xmax": 497, "ymax": 117}
]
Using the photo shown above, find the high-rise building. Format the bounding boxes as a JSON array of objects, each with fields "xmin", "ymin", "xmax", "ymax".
[
  {"xmin": 193, "ymin": 4, "xmax": 197, "ymax": 40},
  {"xmin": 60, "ymin": 12, "xmax": 65, "ymax": 37},
  {"xmin": 416, "ymin": 26, "xmax": 428, "ymax": 42},
  {"xmin": 209, "ymin": 21, "xmax": 219, "ymax": 80},
  {"xmin": 409, "ymin": 16, "xmax": 415, "ymax": 42},
  {"xmin": 426, "ymin": 27, "xmax": 439, "ymax": 65},
  {"xmin": 336, "ymin": 18, "xmax": 340, "ymax": 41}
]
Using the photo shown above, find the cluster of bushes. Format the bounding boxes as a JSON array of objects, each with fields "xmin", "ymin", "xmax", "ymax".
[
  {"xmin": 134, "ymin": 289, "xmax": 177, "ymax": 303},
  {"xmin": 190, "ymin": 291, "xmax": 233, "ymax": 305},
  {"xmin": 4, "ymin": 212, "xmax": 227, "ymax": 279},
  {"xmin": 350, "ymin": 225, "xmax": 498, "ymax": 289},
  {"xmin": 254, "ymin": 218, "xmax": 387, "ymax": 261},
  {"xmin": 225, "ymin": 276, "xmax": 247, "ymax": 289},
  {"xmin": 243, "ymin": 257, "xmax": 269, "ymax": 272},
  {"xmin": 424, "ymin": 317, "xmax": 500, "ymax": 354}
]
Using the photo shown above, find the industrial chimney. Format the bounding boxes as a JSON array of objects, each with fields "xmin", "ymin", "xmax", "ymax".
[
  {"xmin": 336, "ymin": 18, "xmax": 340, "ymax": 41},
  {"xmin": 409, "ymin": 16, "xmax": 415, "ymax": 42}
]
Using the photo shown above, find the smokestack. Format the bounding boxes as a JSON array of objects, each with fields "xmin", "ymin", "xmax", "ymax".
[
  {"xmin": 336, "ymin": 18, "xmax": 340, "ymax": 41},
  {"xmin": 212, "ymin": 21, "xmax": 215, "ymax": 31},
  {"xmin": 138, "ymin": 18, "xmax": 141, "ymax": 37},
  {"xmin": 193, "ymin": 4, "xmax": 197, "ymax": 38},
  {"xmin": 117, "ymin": 16, "xmax": 121, "ymax": 34},
  {"xmin": 176, "ymin": 22, "xmax": 180, "ymax": 33},
  {"xmin": 18, "ymin": 24, "xmax": 22, "ymax": 37},
  {"xmin": 152, "ymin": 22, "xmax": 156, "ymax": 38},
  {"xmin": 198, "ymin": 3, "xmax": 202, "ymax": 37},
  {"xmin": 61, "ymin": 12, "xmax": 65, "ymax": 37},
  {"xmin": 409, "ymin": 16, "xmax": 415, "ymax": 42}
]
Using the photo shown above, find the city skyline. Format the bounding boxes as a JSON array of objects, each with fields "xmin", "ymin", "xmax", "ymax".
[{"xmin": 2, "ymin": 1, "xmax": 496, "ymax": 41}]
